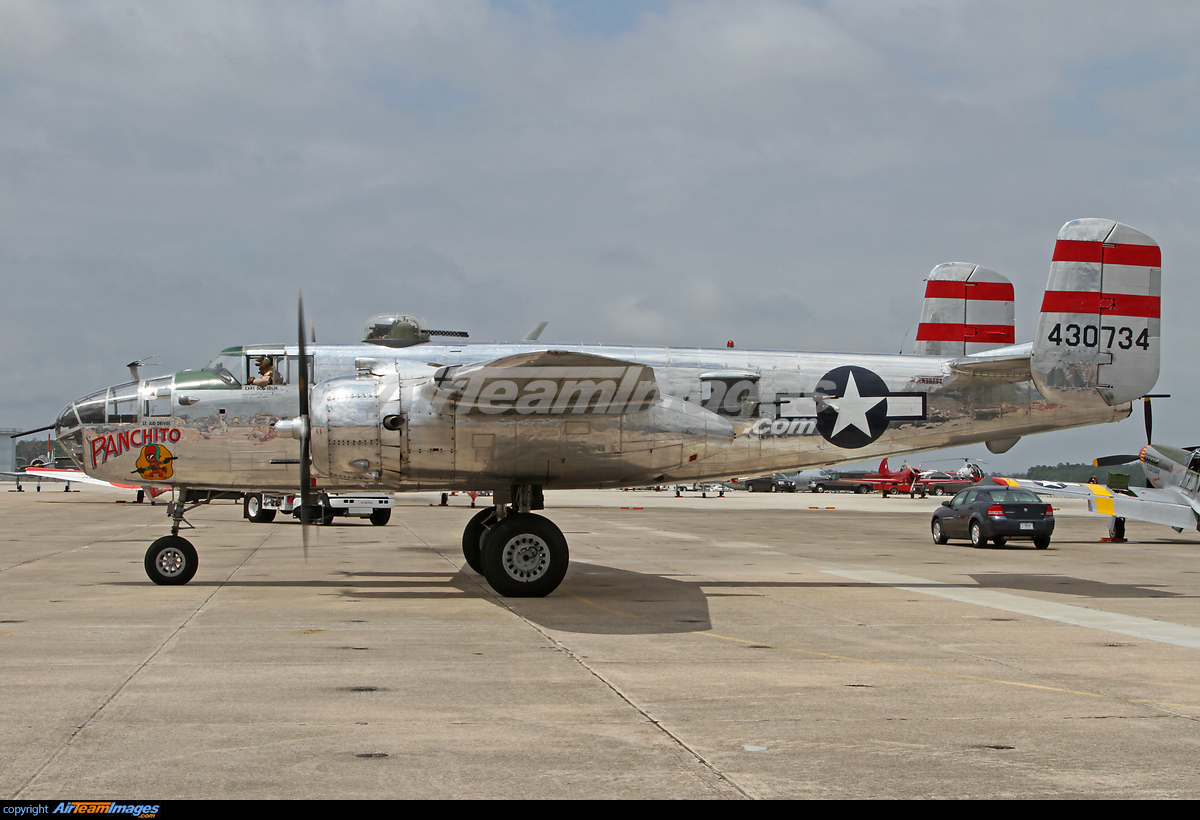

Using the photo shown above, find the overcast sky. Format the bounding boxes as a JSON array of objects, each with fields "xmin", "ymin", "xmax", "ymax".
[{"xmin": 3, "ymin": 0, "xmax": 1199, "ymax": 473}]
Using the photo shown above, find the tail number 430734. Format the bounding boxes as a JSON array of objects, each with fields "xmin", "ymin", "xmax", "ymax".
[{"xmin": 1046, "ymin": 323, "xmax": 1150, "ymax": 350}]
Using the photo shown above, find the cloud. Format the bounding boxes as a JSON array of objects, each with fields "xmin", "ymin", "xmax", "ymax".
[{"xmin": 2, "ymin": 0, "xmax": 1199, "ymax": 471}]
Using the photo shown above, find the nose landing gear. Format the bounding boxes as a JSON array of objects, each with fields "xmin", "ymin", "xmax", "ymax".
[{"xmin": 142, "ymin": 489, "xmax": 211, "ymax": 585}]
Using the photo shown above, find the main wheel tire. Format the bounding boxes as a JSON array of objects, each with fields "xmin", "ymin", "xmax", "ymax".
[
  {"xmin": 461, "ymin": 507, "xmax": 497, "ymax": 573},
  {"xmin": 969, "ymin": 521, "xmax": 987, "ymax": 549},
  {"xmin": 1033, "ymin": 536, "xmax": 1051, "ymax": 550},
  {"xmin": 244, "ymin": 494, "xmax": 277, "ymax": 523},
  {"xmin": 931, "ymin": 518, "xmax": 948, "ymax": 545},
  {"xmin": 145, "ymin": 536, "xmax": 198, "ymax": 585},
  {"xmin": 480, "ymin": 512, "xmax": 569, "ymax": 598},
  {"xmin": 369, "ymin": 509, "xmax": 391, "ymax": 526}
]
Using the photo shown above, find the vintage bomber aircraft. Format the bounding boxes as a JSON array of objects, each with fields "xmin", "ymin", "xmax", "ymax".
[{"xmin": 53, "ymin": 218, "xmax": 1162, "ymax": 597}]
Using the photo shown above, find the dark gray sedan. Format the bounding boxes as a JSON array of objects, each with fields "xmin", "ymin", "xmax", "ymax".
[{"xmin": 931, "ymin": 486, "xmax": 1054, "ymax": 549}]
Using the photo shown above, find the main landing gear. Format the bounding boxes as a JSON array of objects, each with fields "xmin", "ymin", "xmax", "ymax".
[
  {"xmin": 461, "ymin": 485, "xmax": 569, "ymax": 598},
  {"xmin": 141, "ymin": 486, "xmax": 570, "ymax": 598}
]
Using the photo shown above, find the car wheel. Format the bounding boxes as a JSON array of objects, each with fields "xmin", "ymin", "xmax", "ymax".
[
  {"xmin": 931, "ymin": 518, "xmax": 948, "ymax": 545},
  {"xmin": 244, "ymin": 493, "xmax": 276, "ymax": 523},
  {"xmin": 855, "ymin": 485, "xmax": 869, "ymax": 494},
  {"xmin": 1033, "ymin": 536, "xmax": 1051, "ymax": 550},
  {"xmin": 969, "ymin": 521, "xmax": 987, "ymax": 548},
  {"xmin": 813, "ymin": 484, "xmax": 825, "ymax": 493},
  {"xmin": 993, "ymin": 536, "xmax": 1007, "ymax": 547},
  {"xmin": 932, "ymin": 487, "xmax": 944, "ymax": 497}
]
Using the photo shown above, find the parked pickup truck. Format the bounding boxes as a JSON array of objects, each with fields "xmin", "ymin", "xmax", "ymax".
[{"xmin": 243, "ymin": 492, "xmax": 394, "ymax": 525}]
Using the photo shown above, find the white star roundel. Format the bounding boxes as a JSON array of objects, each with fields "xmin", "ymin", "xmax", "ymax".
[{"xmin": 813, "ymin": 366, "xmax": 925, "ymax": 449}]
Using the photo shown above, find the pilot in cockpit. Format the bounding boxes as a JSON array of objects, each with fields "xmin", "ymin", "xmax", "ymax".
[{"xmin": 248, "ymin": 356, "xmax": 275, "ymax": 387}]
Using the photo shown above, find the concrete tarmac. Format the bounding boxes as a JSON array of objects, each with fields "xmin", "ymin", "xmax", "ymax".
[{"xmin": 2, "ymin": 484, "xmax": 1199, "ymax": 799}]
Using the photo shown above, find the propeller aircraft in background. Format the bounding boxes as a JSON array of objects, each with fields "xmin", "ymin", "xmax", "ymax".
[
  {"xmin": 2, "ymin": 429, "xmax": 164, "ymax": 499},
  {"xmin": 865, "ymin": 457, "xmax": 985, "ymax": 497},
  {"xmin": 995, "ymin": 396, "xmax": 1200, "ymax": 538},
  {"xmin": 51, "ymin": 218, "xmax": 1163, "ymax": 597}
]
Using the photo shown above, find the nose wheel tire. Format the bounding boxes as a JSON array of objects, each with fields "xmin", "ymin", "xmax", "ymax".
[
  {"xmin": 145, "ymin": 536, "xmax": 198, "ymax": 585},
  {"xmin": 480, "ymin": 512, "xmax": 568, "ymax": 598}
]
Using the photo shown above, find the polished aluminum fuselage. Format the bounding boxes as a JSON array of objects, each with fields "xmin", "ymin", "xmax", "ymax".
[{"xmin": 59, "ymin": 341, "xmax": 1128, "ymax": 493}]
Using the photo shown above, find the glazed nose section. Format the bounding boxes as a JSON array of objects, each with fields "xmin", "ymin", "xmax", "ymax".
[
  {"xmin": 55, "ymin": 397, "xmax": 87, "ymax": 467},
  {"xmin": 54, "ymin": 382, "xmax": 142, "ymax": 469}
]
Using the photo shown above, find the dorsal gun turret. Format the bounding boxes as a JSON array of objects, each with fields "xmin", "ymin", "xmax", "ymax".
[{"xmin": 364, "ymin": 314, "xmax": 469, "ymax": 348}]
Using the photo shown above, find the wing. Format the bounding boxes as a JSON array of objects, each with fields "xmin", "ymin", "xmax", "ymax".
[
  {"xmin": 22, "ymin": 467, "xmax": 145, "ymax": 491},
  {"xmin": 994, "ymin": 477, "xmax": 1198, "ymax": 531}
]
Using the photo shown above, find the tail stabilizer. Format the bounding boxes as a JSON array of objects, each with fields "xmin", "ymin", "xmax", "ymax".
[
  {"xmin": 914, "ymin": 263, "xmax": 1015, "ymax": 356},
  {"xmin": 1031, "ymin": 219, "xmax": 1160, "ymax": 408}
]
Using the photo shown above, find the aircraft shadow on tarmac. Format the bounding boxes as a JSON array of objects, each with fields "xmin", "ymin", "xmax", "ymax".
[
  {"xmin": 106, "ymin": 563, "xmax": 1193, "ymax": 636},
  {"xmin": 968, "ymin": 574, "xmax": 1192, "ymax": 599},
  {"xmin": 343, "ymin": 562, "xmax": 718, "ymax": 635}
]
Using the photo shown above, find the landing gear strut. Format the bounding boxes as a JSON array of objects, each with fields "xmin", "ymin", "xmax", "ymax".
[
  {"xmin": 141, "ymin": 490, "xmax": 239, "ymax": 585},
  {"xmin": 461, "ymin": 484, "xmax": 569, "ymax": 597},
  {"xmin": 144, "ymin": 491, "xmax": 202, "ymax": 585}
]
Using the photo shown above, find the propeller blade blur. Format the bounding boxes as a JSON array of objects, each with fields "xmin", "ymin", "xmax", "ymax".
[{"xmin": 298, "ymin": 290, "xmax": 312, "ymax": 560}]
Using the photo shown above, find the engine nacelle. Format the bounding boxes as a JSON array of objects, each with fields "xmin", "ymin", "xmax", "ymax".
[
  {"xmin": 305, "ymin": 368, "xmax": 736, "ymax": 490},
  {"xmin": 309, "ymin": 375, "xmax": 397, "ymax": 484}
]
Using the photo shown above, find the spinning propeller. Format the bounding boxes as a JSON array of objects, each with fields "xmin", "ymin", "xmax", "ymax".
[
  {"xmin": 1092, "ymin": 394, "xmax": 1170, "ymax": 467},
  {"xmin": 297, "ymin": 291, "xmax": 314, "ymax": 558}
]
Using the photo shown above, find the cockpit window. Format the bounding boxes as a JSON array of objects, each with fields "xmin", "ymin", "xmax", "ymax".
[
  {"xmin": 247, "ymin": 354, "xmax": 282, "ymax": 386},
  {"xmin": 208, "ymin": 364, "xmax": 240, "ymax": 387},
  {"xmin": 205, "ymin": 353, "xmax": 244, "ymax": 386}
]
